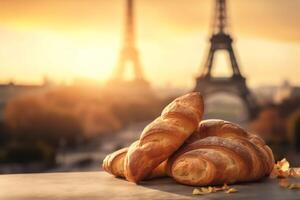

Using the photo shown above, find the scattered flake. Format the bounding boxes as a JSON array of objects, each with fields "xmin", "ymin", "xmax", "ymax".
[
  {"xmin": 192, "ymin": 187, "xmax": 216, "ymax": 195},
  {"xmin": 192, "ymin": 184, "xmax": 238, "ymax": 195},
  {"xmin": 278, "ymin": 178, "xmax": 300, "ymax": 190},
  {"xmin": 279, "ymin": 158, "xmax": 290, "ymax": 171},
  {"xmin": 271, "ymin": 158, "xmax": 300, "ymax": 179},
  {"xmin": 214, "ymin": 183, "xmax": 230, "ymax": 191},
  {"xmin": 270, "ymin": 158, "xmax": 299, "ymax": 178},
  {"xmin": 192, "ymin": 188, "xmax": 213, "ymax": 195},
  {"xmin": 225, "ymin": 188, "xmax": 238, "ymax": 193},
  {"xmin": 272, "ymin": 158, "xmax": 290, "ymax": 178},
  {"xmin": 201, "ymin": 186, "xmax": 215, "ymax": 193},
  {"xmin": 289, "ymin": 168, "xmax": 300, "ymax": 178},
  {"xmin": 288, "ymin": 183, "xmax": 300, "ymax": 189},
  {"xmin": 192, "ymin": 188, "xmax": 203, "ymax": 195},
  {"xmin": 222, "ymin": 183, "xmax": 230, "ymax": 190}
]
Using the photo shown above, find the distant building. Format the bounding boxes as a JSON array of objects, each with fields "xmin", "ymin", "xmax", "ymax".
[
  {"xmin": 252, "ymin": 86, "xmax": 278, "ymax": 105},
  {"xmin": 274, "ymin": 80, "xmax": 300, "ymax": 104}
]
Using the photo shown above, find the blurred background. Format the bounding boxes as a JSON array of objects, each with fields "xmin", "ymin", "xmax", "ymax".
[{"xmin": 0, "ymin": 0, "xmax": 299, "ymax": 174}]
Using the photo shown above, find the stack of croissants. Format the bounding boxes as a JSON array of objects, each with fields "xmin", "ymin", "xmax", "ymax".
[{"xmin": 102, "ymin": 92, "xmax": 275, "ymax": 186}]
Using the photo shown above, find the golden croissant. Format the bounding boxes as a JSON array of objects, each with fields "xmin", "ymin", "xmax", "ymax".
[
  {"xmin": 102, "ymin": 93, "xmax": 274, "ymax": 187},
  {"xmin": 167, "ymin": 119, "xmax": 274, "ymax": 186},
  {"xmin": 124, "ymin": 92, "xmax": 204, "ymax": 183},
  {"xmin": 102, "ymin": 92, "xmax": 204, "ymax": 183}
]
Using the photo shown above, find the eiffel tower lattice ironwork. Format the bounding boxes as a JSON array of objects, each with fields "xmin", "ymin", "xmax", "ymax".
[
  {"xmin": 193, "ymin": 0, "xmax": 258, "ymax": 118},
  {"xmin": 112, "ymin": 0, "xmax": 147, "ymax": 84}
]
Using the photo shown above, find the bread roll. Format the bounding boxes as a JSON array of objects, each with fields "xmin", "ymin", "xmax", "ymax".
[
  {"xmin": 124, "ymin": 92, "xmax": 204, "ymax": 183},
  {"xmin": 167, "ymin": 119, "xmax": 275, "ymax": 186}
]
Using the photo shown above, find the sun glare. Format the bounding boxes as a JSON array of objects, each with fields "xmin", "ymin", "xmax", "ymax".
[{"xmin": 211, "ymin": 50, "xmax": 233, "ymax": 77}]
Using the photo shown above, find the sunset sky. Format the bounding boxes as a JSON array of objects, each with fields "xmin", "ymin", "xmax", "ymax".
[{"xmin": 0, "ymin": 0, "xmax": 299, "ymax": 88}]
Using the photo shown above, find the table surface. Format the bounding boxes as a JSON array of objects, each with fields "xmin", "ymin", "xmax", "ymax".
[{"xmin": 0, "ymin": 171, "xmax": 299, "ymax": 200}]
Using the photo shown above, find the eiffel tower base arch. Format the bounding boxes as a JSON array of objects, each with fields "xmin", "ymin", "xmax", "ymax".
[{"xmin": 194, "ymin": 75, "xmax": 259, "ymax": 120}]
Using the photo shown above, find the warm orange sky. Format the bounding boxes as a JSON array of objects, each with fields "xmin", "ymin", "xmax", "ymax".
[{"xmin": 0, "ymin": 0, "xmax": 300, "ymax": 88}]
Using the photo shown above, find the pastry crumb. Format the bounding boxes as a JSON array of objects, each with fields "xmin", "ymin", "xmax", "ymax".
[
  {"xmin": 288, "ymin": 183, "xmax": 300, "ymax": 190},
  {"xmin": 270, "ymin": 158, "xmax": 300, "ymax": 179},
  {"xmin": 289, "ymin": 167, "xmax": 300, "ymax": 178},
  {"xmin": 279, "ymin": 179, "xmax": 300, "ymax": 190},
  {"xmin": 192, "ymin": 188, "xmax": 207, "ymax": 195},
  {"xmin": 270, "ymin": 158, "xmax": 290, "ymax": 178},
  {"xmin": 192, "ymin": 184, "xmax": 238, "ymax": 195},
  {"xmin": 225, "ymin": 188, "xmax": 238, "ymax": 193}
]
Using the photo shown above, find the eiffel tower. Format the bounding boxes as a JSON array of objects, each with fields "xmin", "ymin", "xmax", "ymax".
[
  {"xmin": 193, "ymin": 0, "xmax": 258, "ymax": 118},
  {"xmin": 111, "ymin": 0, "xmax": 149, "ymax": 87}
]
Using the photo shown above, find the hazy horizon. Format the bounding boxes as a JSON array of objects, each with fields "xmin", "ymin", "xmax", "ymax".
[{"xmin": 0, "ymin": 0, "xmax": 300, "ymax": 88}]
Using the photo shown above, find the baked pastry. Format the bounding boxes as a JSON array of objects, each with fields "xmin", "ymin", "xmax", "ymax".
[
  {"xmin": 124, "ymin": 92, "xmax": 204, "ymax": 183},
  {"xmin": 102, "ymin": 92, "xmax": 274, "ymax": 187},
  {"xmin": 102, "ymin": 143, "xmax": 167, "ymax": 179},
  {"xmin": 103, "ymin": 147, "xmax": 128, "ymax": 178},
  {"xmin": 167, "ymin": 119, "xmax": 274, "ymax": 186}
]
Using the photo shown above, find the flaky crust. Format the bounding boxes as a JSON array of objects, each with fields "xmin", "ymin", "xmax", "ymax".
[
  {"xmin": 102, "ymin": 143, "xmax": 167, "ymax": 179},
  {"xmin": 124, "ymin": 92, "xmax": 204, "ymax": 183},
  {"xmin": 168, "ymin": 119, "xmax": 275, "ymax": 186},
  {"xmin": 186, "ymin": 119, "xmax": 248, "ymax": 143},
  {"xmin": 102, "ymin": 147, "xmax": 128, "ymax": 177}
]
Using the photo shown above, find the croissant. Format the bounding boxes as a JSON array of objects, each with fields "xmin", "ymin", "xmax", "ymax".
[
  {"xmin": 124, "ymin": 92, "xmax": 204, "ymax": 183},
  {"xmin": 167, "ymin": 119, "xmax": 274, "ymax": 186},
  {"xmin": 102, "ymin": 147, "xmax": 128, "ymax": 178},
  {"xmin": 102, "ymin": 143, "xmax": 167, "ymax": 179}
]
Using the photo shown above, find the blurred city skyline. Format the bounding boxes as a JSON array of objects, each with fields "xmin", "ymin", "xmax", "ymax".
[{"xmin": 0, "ymin": 0, "xmax": 300, "ymax": 88}]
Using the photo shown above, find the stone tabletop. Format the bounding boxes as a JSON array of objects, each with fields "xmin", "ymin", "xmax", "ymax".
[{"xmin": 0, "ymin": 171, "xmax": 299, "ymax": 200}]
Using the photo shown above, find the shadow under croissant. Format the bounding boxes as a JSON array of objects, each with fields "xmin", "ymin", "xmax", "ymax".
[{"xmin": 135, "ymin": 177, "xmax": 297, "ymax": 200}]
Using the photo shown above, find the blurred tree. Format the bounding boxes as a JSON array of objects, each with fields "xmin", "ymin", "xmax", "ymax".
[
  {"xmin": 250, "ymin": 105, "xmax": 287, "ymax": 160},
  {"xmin": 2, "ymin": 85, "xmax": 164, "ymax": 165},
  {"xmin": 5, "ymin": 95, "xmax": 82, "ymax": 147},
  {"xmin": 2, "ymin": 141, "xmax": 55, "ymax": 164}
]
